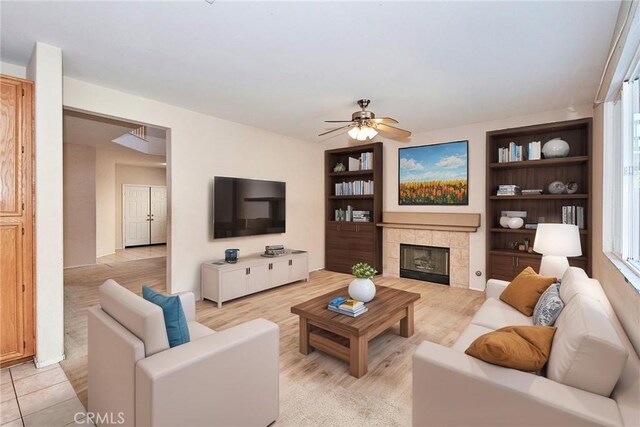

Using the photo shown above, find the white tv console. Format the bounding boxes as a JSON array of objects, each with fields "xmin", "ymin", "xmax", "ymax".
[{"xmin": 201, "ymin": 250, "xmax": 309, "ymax": 307}]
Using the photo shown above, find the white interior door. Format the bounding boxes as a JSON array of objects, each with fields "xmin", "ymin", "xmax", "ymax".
[
  {"xmin": 124, "ymin": 185, "xmax": 151, "ymax": 247},
  {"xmin": 150, "ymin": 186, "xmax": 167, "ymax": 244}
]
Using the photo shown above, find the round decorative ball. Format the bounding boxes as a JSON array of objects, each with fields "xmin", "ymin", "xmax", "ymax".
[
  {"xmin": 542, "ymin": 138, "xmax": 570, "ymax": 158},
  {"xmin": 507, "ymin": 217, "xmax": 524, "ymax": 229},
  {"xmin": 348, "ymin": 278, "xmax": 376, "ymax": 302},
  {"xmin": 548, "ymin": 181, "xmax": 566, "ymax": 194},
  {"xmin": 499, "ymin": 216, "xmax": 511, "ymax": 228},
  {"xmin": 565, "ymin": 182, "xmax": 578, "ymax": 194}
]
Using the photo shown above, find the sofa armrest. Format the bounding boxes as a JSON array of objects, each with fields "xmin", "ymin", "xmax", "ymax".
[
  {"xmin": 413, "ymin": 341, "xmax": 622, "ymax": 427},
  {"xmin": 485, "ymin": 278, "xmax": 510, "ymax": 299},
  {"xmin": 176, "ymin": 292, "xmax": 195, "ymax": 322},
  {"xmin": 135, "ymin": 318, "xmax": 279, "ymax": 427}
]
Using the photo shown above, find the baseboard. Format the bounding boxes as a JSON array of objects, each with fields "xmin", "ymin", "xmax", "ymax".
[{"xmin": 34, "ymin": 353, "xmax": 65, "ymax": 368}]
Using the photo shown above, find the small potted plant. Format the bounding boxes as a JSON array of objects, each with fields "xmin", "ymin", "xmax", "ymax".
[{"xmin": 349, "ymin": 262, "xmax": 377, "ymax": 302}]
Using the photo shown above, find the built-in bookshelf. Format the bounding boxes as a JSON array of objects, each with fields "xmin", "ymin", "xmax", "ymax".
[
  {"xmin": 486, "ymin": 118, "xmax": 592, "ymax": 281},
  {"xmin": 325, "ymin": 142, "xmax": 383, "ymax": 274}
]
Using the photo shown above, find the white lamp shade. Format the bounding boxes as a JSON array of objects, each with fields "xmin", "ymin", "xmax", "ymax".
[
  {"xmin": 348, "ymin": 126, "xmax": 378, "ymax": 141},
  {"xmin": 533, "ymin": 224, "xmax": 582, "ymax": 256}
]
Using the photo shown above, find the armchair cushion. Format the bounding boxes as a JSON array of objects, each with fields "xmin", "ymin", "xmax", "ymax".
[
  {"xmin": 142, "ymin": 286, "xmax": 190, "ymax": 348},
  {"xmin": 99, "ymin": 280, "xmax": 169, "ymax": 356}
]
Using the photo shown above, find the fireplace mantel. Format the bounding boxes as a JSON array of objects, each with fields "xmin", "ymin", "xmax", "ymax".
[{"xmin": 377, "ymin": 212, "xmax": 481, "ymax": 232}]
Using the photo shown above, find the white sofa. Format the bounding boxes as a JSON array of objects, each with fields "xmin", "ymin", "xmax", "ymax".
[
  {"xmin": 413, "ymin": 267, "xmax": 640, "ymax": 426},
  {"xmin": 88, "ymin": 280, "xmax": 279, "ymax": 427}
]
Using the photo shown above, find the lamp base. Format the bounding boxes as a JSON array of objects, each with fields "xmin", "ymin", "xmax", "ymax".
[{"xmin": 539, "ymin": 255, "xmax": 569, "ymax": 281}]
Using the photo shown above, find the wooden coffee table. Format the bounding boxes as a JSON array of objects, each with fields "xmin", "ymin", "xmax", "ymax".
[{"xmin": 291, "ymin": 285, "xmax": 420, "ymax": 378}]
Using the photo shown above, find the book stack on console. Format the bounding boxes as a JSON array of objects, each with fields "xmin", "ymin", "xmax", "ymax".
[
  {"xmin": 497, "ymin": 185, "xmax": 522, "ymax": 196},
  {"xmin": 327, "ymin": 297, "xmax": 368, "ymax": 317},
  {"xmin": 264, "ymin": 245, "xmax": 286, "ymax": 256},
  {"xmin": 352, "ymin": 210, "xmax": 371, "ymax": 222}
]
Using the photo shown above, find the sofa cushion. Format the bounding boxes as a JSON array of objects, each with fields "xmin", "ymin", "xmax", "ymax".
[
  {"xmin": 187, "ymin": 321, "xmax": 216, "ymax": 341},
  {"xmin": 465, "ymin": 326, "xmax": 557, "ymax": 372},
  {"xmin": 559, "ymin": 267, "xmax": 592, "ymax": 303},
  {"xmin": 500, "ymin": 267, "xmax": 556, "ymax": 316},
  {"xmin": 533, "ymin": 284, "xmax": 564, "ymax": 326},
  {"xmin": 99, "ymin": 280, "xmax": 169, "ymax": 357},
  {"xmin": 471, "ymin": 298, "xmax": 533, "ymax": 330},
  {"xmin": 548, "ymin": 294, "xmax": 628, "ymax": 397},
  {"xmin": 452, "ymin": 324, "xmax": 495, "ymax": 352},
  {"xmin": 142, "ymin": 286, "xmax": 190, "ymax": 348}
]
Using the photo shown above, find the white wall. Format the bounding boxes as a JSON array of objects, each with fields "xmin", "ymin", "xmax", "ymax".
[
  {"xmin": 1, "ymin": 61, "xmax": 27, "ymax": 79},
  {"xmin": 27, "ymin": 43, "xmax": 65, "ymax": 367},
  {"xmin": 116, "ymin": 165, "xmax": 166, "ymax": 248},
  {"xmin": 63, "ymin": 78, "xmax": 325, "ymax": 298},
  {"xmin": 63, "ymin": 143, "xmax": 97, "ymax": 267},
  {"xmin": 328, "ymin": 105, "xmax": 593, "ymax": 290},
  {"xmin": 95, "ymin": 150, "xmax": 116, "ymax": 257}
]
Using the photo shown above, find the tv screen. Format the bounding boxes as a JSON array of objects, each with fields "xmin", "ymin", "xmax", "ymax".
[{"xmin": 213, "ymin": 176, "xmax": 286, "ymax": 239}]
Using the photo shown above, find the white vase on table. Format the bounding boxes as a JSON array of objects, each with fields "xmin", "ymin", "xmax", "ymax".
[{"xmin": 348, "ymin": 278, "xmax": 376, "ymax": 302}]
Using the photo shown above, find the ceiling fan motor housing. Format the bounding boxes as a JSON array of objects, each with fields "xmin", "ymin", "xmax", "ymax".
[{"xmin": 352, "ymin": 110, "xmax": 375, "ymax": 122}]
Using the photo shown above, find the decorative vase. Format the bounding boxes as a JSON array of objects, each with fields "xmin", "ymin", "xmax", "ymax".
[
  {"xmin": 507, "ymin": 217, "xmax": 524, "ymax": 229},
  {"xmin": 542, "ymin": 138, "xmax": 570, "ymax": 158},
  {"xmin": 499, "ymin": 216, "xmax": 511, "ymax": 228},
  {"xmin": 548, "ymin": 181, "xmax": 566, "ymax": 194},
  {"xmin": 348, "ymin": 278, "xmax": 376, "ymax": 302},
  {"xmin": 565, "ymin": 182, "xmax": 578, "ymax": 194}
]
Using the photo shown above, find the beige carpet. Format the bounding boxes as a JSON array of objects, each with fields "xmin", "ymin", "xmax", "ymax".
[{"xmin": 277, "ymin": 379, "xmax": 410, "ymax": 426}]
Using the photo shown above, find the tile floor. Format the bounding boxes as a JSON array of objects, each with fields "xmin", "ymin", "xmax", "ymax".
[
  {"xmin": 0, "ymin": 362, "xmax": 92, "ymax": 427},
  {"xmin": 96, "ymin": 244, "xmax": 166, "ymax": 264}
]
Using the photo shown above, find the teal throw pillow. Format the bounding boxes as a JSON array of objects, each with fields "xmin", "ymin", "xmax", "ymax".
[
  {"xmin": 142, "ymin": 286, "xmax": 190, "ymax": 348},
  {"xmin": 533, "ymin": 283, "xmax": 564, "ymax": 327}
]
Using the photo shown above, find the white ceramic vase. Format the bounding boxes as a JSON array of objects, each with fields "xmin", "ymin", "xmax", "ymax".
[
  {"xmin": 348, "ymin": 278, "xmax": 376, "ymax": 302},
  {"xmin": 542, "ymin": 138, "xmax": 570, "ymax": 158},
  {"xmin": 508, "ymin": 217, "xmax": 524, "ymax": 229}
]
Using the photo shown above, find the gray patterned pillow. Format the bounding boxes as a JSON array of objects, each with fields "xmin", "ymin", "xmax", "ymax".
[{"xmin": 533, "ymin": 283, "xmax": 564, "ymax": 326}]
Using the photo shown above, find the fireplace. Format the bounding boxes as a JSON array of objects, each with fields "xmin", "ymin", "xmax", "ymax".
[{"xmin": 400, "ymin": 244, "xmax": 450, "ymax": 285}]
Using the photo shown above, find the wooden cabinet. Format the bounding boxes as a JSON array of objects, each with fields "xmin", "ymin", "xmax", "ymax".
[
  {"xmin": 202, "ymin": 251, "xmax": 309, "ymax": 307},
  {"xmin": 1, "ymin": 75, "xmax": 35, "ymax": 365},
  {"xmin": 325, "ymin": 143, "xmax": 383, "ymax": 274},
  {"xmin": 486, "ymin": 118, "xmax": 592, "ymax": 281}
]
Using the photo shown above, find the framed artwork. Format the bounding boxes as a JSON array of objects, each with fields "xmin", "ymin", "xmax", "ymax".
[{"xmin": 398, "ymin": 140, "xmax": 469, "ymax": 205}]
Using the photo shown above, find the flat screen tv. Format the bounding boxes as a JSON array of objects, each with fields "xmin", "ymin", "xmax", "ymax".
[{"xmin": 213, "ymin": 176, "xmax": 286, "ymax": 239}]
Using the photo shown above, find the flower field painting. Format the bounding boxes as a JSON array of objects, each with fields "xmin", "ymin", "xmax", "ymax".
[{"xmin": 398, "ymin": 141, "xmax": 468, "ymax": 205}]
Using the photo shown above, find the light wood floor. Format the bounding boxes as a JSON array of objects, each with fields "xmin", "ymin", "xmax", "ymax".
[
  {"xmin": 62, "ymin": 257, "xmax": 485, "ymax": 424},
  {"xmin": 96, "ymin": 244, "xmax": 166, "ymax": 264}
]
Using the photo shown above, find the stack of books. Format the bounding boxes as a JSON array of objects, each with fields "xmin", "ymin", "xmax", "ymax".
[
  {"xmin": 327, "ymin": 297, "xmax": 368, "ymax": 317},
  {"xmin": 522, "ymin": 189, "xmax": 543, "ymax": 195},
  {"xmin": 334, "ymin": 180, "xmax": 374, "ymax": 196},
  {"xmin": 264, "ymin": 245, "xmax": 286, "ymax": 256},
  {"xmin": 562, "ymin": 206, "xmax": 585, "ymax": 229},
  {"xmin": 352, "ymin": 210, "xmax": 371, "ymax": 222},
  {"xmin": 497, "ymin": 185, "xmax": 522, "ymax": 196},
  {"xmin": 347, "ymin": 152, "xmax": 374, "ymax": 171},
  {"xmin": 497, "ymin": 141, "xmax": 542, "ymax": 163}
]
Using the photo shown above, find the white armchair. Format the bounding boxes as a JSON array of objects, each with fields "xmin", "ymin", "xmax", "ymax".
[{"xmin": 88, "ymin": 280, "xmax": 279, "ymax": 427}]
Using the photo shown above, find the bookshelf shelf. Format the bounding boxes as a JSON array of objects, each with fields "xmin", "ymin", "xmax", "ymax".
[
  {"xmin": 489, "ymin": 194, "xmax": 589, "ymax": 200},
  {"xmin": 325, "ymin": 142, "xmax": 383, "ymax": 274},
  {"xmin": 486, "ymin": 118, "xmax": 592, "ymax": 281},
  {"xmin": 489, "ymin": 156, "xmax": 589, "ymax": 169}
]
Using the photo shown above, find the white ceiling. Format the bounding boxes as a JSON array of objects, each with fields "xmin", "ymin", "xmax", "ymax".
[
  {"xmin": 64, "ymin": 110, "xmax": 166, "ymax": 168},
  {"xmin": 1, "ymin": 1, "xmax": 620, "ymax": 141}
]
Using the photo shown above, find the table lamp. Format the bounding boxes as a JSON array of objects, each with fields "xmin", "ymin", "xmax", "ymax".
[{"xmin": 533, "ymin": 223, "xmax": 582, "ymax": 280}]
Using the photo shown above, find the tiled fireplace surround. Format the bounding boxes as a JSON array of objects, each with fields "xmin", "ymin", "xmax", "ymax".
[{"xmin": 380, "ymin": 212, "xmax": 481, "ymax": 289}]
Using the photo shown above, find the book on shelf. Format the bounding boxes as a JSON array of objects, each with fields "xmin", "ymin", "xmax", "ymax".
[
  {"xmin": 334, "ymin": 180, "xmax": 374, "ymax": 196},
  {"xmin": 498, "ymin": 140, "xmax": 542, "ymax": 163},
  {"xmin": 496, "ymin": 184, "xmax": 522, "ymax": 196},
  {"xmin": 339, "ymin": 299, "xmax": 364, "ymax": 310},
  {"xmin": 521, "ymin": 189, "xmax": 543, "ymax": 195},
  {"xmin": 348, "ymin": 157, "xmax": 360, "ymax": 171},
  {"xmin": 561, "ymin": 206, "xmax": 585, "ymax": 229},
  {"xmin": 327, "ymin": 305, "xmax": 369, "ymax": 317},
  {"xmin": 524, "ymin": 223, "xmax": 538, "ymax": 230},
  {"xmin": 346, "ymin": 152, "xmax": 374, "ymax": 171},
  {"xmin": 327, "ymin": 297, "xmax": 368, "ymax": 317}
]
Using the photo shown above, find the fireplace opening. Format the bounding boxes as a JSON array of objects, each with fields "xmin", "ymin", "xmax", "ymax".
[{"xmin": 400, "ymin": 244, "xmax": 450, "ymax": 285}]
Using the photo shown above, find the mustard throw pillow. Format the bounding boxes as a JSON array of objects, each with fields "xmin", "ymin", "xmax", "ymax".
[
  {"xmin": 465, "ymin": 326, "xmax": 557, "ymax": 372},
  {"xmin": 499, "ymin": 266, "xmax": 556, "ymax": 316}
]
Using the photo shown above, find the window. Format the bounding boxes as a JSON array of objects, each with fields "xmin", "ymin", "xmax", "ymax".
[{"xmin": 610, "ymin": 73, "xmax": 640, "ymax": 279}]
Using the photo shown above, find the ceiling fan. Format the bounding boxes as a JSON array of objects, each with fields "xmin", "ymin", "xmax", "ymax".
[{"xmin": 319, "ymin": 99, "xmax": 411, "ymax": 141}]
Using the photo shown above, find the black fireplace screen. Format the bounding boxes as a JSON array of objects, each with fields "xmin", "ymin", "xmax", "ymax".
[{"xmin": 400, "ymin": 244, "xmax": 450, "ymax": 285}]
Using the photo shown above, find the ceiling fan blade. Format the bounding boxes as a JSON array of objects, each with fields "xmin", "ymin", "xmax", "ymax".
[
  {"xmin": 324, "ymin": 120, "xmax": 356, "ymax": 123},
  {"xmin": 371, "ymin": 117, "xmax": 399, "ymax": 124},
  {"xmin": 375, "ymin": 123, "xmax": 412, "ymax": 138},
  {"xmin": 318, "ymin": 124, "xmax": 353, "ymax": 137}
]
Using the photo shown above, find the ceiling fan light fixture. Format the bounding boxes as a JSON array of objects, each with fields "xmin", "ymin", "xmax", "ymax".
[{"xmin": 348, "ymin": 125, "xmax": 378, "ymax": 141}]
